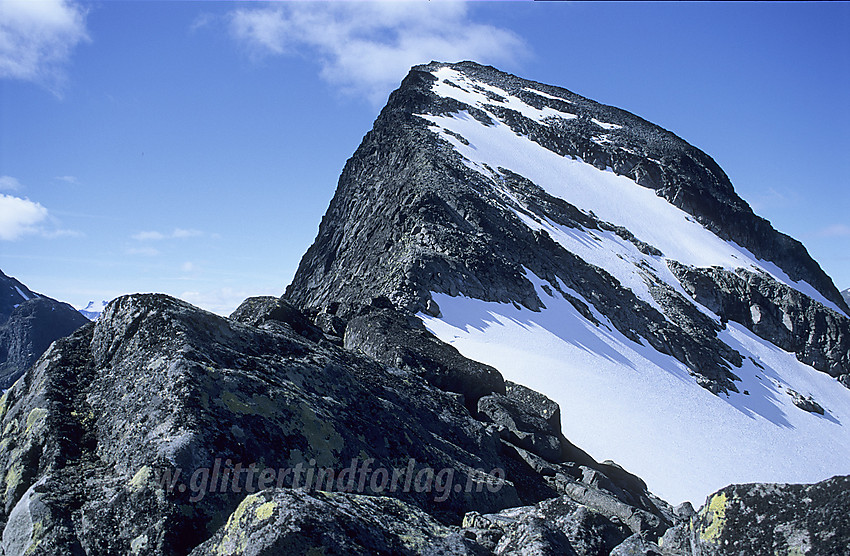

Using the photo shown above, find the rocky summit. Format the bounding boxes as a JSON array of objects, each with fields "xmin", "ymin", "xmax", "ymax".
[
  {"xmin": 287, "ymin": 61, "xmax": 850, "ymax": 505},
  {"xmin": 1, "ymin": 62, "xmax": 849, "ymax": 555}
]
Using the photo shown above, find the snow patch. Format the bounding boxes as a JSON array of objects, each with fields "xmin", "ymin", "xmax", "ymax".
[
  {"xmin": 591, "ymin": 118, "xmax": 622, "ymax": 130},
  {"xmin": 420, "ymin": 271, "xmax": 850, "ymax": 505},
  {"xmin": 13, "ymin": 286, "xmax": 30, "ymax": 301},
  {"xmin": 430, "ymin": 67, "xmax": 576, "ymax": 126},
  {"xmin": 522, "ymin": 87, "xmax": 573, "ymax": 103}
]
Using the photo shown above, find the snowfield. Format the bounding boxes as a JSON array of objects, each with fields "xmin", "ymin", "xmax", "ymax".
[
  {"xmin": 422, "ymin": 275, "xmax": 850, "ymax": 506},
  {"xmin": 417, "ymin": 68, "xmax": 850, "ymax": 505}
]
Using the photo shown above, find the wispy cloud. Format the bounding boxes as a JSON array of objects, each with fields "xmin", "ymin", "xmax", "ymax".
[
  {"xmin": 0, "ymin": 194, "xmax": 49, "ymax": 240},
  {"xmin": 0, "ymin": 0, "xmax": 90, "ymax": 92},
  {"xmin": 127, "ymin": 246, "xmax": 160, "ymax": 257},
  {"xmin": 42, "ymin": 228, "xmax": 83, "ymax": 239},
  {"xmin": 0, "ymin": 176, "xmax": 22, "ymax": 191},
  {"xmin": 132, "ymin": 228, "xmax": 204, "ymax": 241},
  {"xmin": 54, "ymin": 175, "xmax": 79, "ymax": 184},
  {"xmin": 227, "ymin": 2, "xmax": 528, "ymax": 104},
  {"xmin": 816, "ymin": 224, "xmax": 850, "ymax": 238}
]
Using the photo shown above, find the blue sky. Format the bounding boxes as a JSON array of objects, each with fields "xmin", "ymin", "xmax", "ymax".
[{"xmin": 1, "ymin": 1, "xmax": 848, "ymax": 315}]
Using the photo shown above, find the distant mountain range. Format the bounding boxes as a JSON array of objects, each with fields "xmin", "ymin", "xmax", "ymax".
[
  {"xmin": 843, "ymin": 287, "xmax": 850, "ymax": 307},
  {"xmin": 78, "ymin": 300, "xmax": 109, "ymax": 320}
]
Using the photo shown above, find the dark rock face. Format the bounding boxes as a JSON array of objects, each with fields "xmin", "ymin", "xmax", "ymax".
[
  {"xmin": 284, "ymin": 61, "xmax": 848, "ymax": 395},
  {"xmin": 342, "ymin": 303, "xmax": 505, "ymax": 409},
  {"xmin": 0, "ymin": 293, "xmax": 676, "ymax": 555},
  {"xmin": 0, "ymin": 271, "xmax": 89, "ymax": 389},
  {"xmin": 670, "ymin": 263, "xmax": 850, "ymax": 386}
]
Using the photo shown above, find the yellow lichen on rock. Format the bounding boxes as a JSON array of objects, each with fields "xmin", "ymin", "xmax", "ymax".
[
  {"xmin": 255, "ymin": 500, "xmax": 276, "ymax": 521},
  {"xmin": 0, "ymin": 389, "xmax": 11, "ymax": 420},
  {"xmin": 214, "ymin": 492, "xmax": 265, "ymax": 556},
  {"xmin": 25, "ymin": 408, "xmax": 48, "ymax": 435},
  {"xmin": 5, "ymin": 460, "xmax": 23, "ymax": 498},
  {"xmin": 699, "ymin": 491, "xmax": 728, "ymax": 543}
]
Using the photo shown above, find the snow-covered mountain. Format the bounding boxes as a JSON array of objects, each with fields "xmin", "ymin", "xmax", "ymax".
[
  {"xmin": 78, "ymin": 299, "xmax": 109, "ymax": 320},
  {"xmin": 843, "ymin": 287, "xmax": 850, "ymax": 307},
  {"xmin": 287, "ymin": 61, "xmax": 850, "ymax": 505}
]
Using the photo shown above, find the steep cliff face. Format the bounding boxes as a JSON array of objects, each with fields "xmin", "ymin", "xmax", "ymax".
[
  {"xmin": 0, "ymin": 270, "xmax": 89, "ymax": 389},
  {"xmin": 286, "ymin": 61, "xmax": 850, "ymax": 504},
  {"xmin": 286, "ymin": 61, "xmax": 849, "ymax": 392}
]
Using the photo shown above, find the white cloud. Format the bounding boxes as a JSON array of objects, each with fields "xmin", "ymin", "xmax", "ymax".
[
  {"xmin": 42, "ymin": 228, "xmax": 83, "ymax": 239},
  {"xmin": 0, "ymin": 194, "xmax": 49, "ymax": 240},
  {"xmin": 0, "ymin": 0, "xmax": 90, "ymax": 89},
  {"xmin": 228, "ymin": 2, "xmax": 528, "ymax": 104},
  {"xmin": 132, "ymin": 228, "xmax": 204, "ymax": 241},
  {"xmin": 54, "ymin": 175, "xmax": 79, "ymax": 184},
  {"xmin": 0, "ymin": 176, "xmax": 21, "ymax": 191}
]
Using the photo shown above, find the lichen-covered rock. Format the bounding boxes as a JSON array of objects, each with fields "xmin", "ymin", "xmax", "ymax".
[
  {"xmin": 190, "ymin": 488, "xmax": 485, "ymax": 556},
  {"xmin": 462, "ymin": 495, "xmax": 633, "ymax": 556},
  {"xmin": 664, "ymin": 475, "xmax": 850, "ymax": 555},
  {"xmin": 610, "ymin": 533, "xmax": 662, "ymax": 555},
  {"xmin": 1, "ymin": 294, "xmax": 525, "ymax": 554}
]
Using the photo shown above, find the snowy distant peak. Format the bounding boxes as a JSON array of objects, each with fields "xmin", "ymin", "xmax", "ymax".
[
  {"xmin": 79, "ymin": 300, "xmax": 109, "ymax": 321},
  {"xmin": 843, "ymin": 288, "xmax": 850, "ymax": 307}
]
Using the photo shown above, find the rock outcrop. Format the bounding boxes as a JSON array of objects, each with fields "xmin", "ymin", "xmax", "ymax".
[{"xmin": 0, "ymin": 294, "xmax": 674, "ymax": 555}]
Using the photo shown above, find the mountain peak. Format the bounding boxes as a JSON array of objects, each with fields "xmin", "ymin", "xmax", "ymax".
[{"xmin": 286, "ymin": 61, "xmax": 850, "ymax": 503}]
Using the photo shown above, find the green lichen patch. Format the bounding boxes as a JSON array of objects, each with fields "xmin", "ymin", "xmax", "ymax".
[
  {"xmin": 129, "ymin": 466, "xmax": 151, "ymax": 492},
  {"xmin": 25, "ymin": 408, "xmax": 48, "ymax": 435},
  {"xmin": 4, "ymin": 418, "xmax": 18, "ymax": 436},
  {"xmin": 213, "ymin": 492, "xmax": 268, "ymax": 555},
  {"xmin": 0, "ymin": 388, "xmax": 11, "ymax": 420},
  {"xmin": 5, "ymin": 460, "xmax": 24, "ymax": 498}
]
